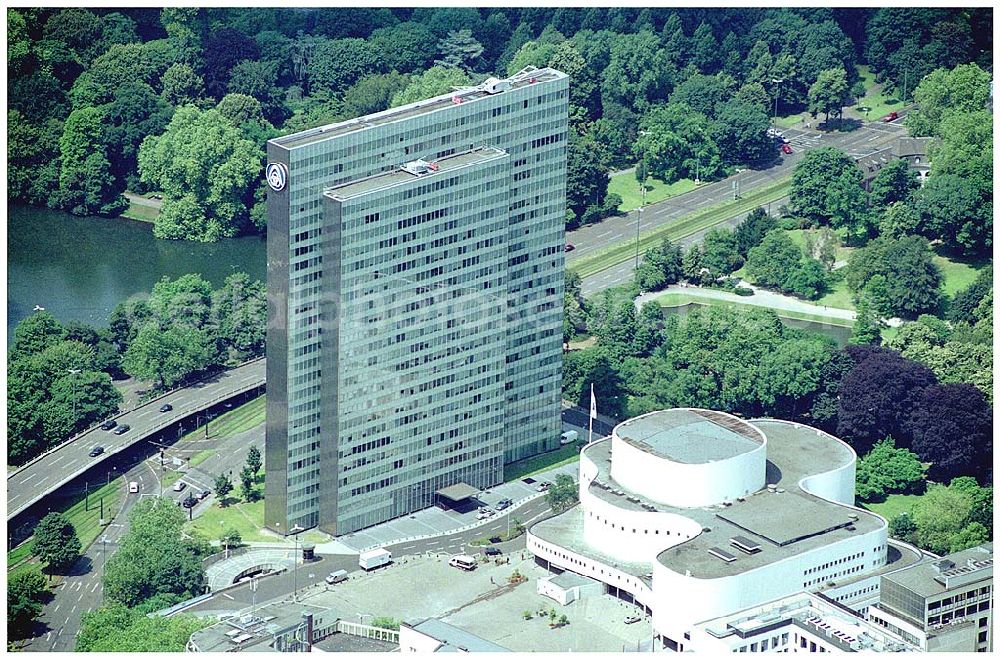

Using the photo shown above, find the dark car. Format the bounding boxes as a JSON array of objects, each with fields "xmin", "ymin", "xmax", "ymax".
[
  {"xmin": 100, "ymin": 419, "xmax": 117, "ymax": 431},
  {"xmin": 883, "ymin": 111, "xmax": 899, "ymax": 123},
  {"xmin": 496, "ymin": 498, "xmax": 513, "ymax": 511},
  {"xmin": 113, "ymin": 424, "xmax": 131, "ymax": 435},
  {"xmin": 484, "ymin": 547, "xmax": 502, "ymax": 556},
  {"xmin": 182, "ymin": 495, "xmax": 197, "ymax": 509},
  {"xmin": 564, "ymin": 243, "xmax": 575, "ymax": 252},
  {"xmin": 159, "ymin": 403, "xmax": 173, "ymax": 413},
  {"xmin": 781, "ymin": 143, "xmax": 793, "ymax": 155},
  {"xmin": 88, "ymin": 445, "xmax": 105, "ymax": 457}
]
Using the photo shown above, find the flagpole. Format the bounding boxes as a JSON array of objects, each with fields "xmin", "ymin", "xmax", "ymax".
[{"xmin": 589, "ymin": 383, "xmax": 595, "ymax": 445}]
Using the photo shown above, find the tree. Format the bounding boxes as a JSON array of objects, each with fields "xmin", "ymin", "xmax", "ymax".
[
  {"xmin": 911, "ymin": 484, "xmax": 975, "ymax": 555},
  {"xmin": 435, "ymin": 29, "xmax": 483, "ymax": 72},
  {"xmin": 734, "ymin": 208, "xmax": 779, "ymax": 259},
  {"xmin": 308, "ymin": 37, "xmax": 383, "ymax": 95},
  {"xmin": 32, "ymin": 512, "xmax": 82, "ymax": 573},
  {"xmin": 369, "ymin": 22, "xmax": 437, "ymax": 73},
  {"xmin": 849, "ymin": 298, "xmax": 883, "ymax": 346},
  {"xmin": 566, "ymin": 133, "xmax": 609, "ymax": 225},
  {"xmin": 246, "ymin": 445, "xmax": 262, "ymax": 477},
  {"xmin": 855, "ymin": 438, "xmax": 926, "ymax": 502},
  {"xmin": 239, "ymin": 466, "xmax": 257, "ymax": 502},
  {"xmin": 868, "ymin": 160, "xmax": 918, "ymax": 210},
  {"xmin": 220, "ymin": 528, "xmax": 242, "ymax": 554},
  {"xmin": 888, "ymin": 514, "xmax": 918, "ymax": 545},
  {"xmin": 807, "ymin": 67, "xmax": 850, "ymax": 124},
  {"xmin": 668, "ymin": 73, "xmax": 732, "ymax": 119},
  {"xmin": 908, "ymin": 383, "xmax": 992, "ymax": 482},
  {"xmin": 754, "ymin": 338, "xmax": 835, "ymax": 418},
  {"xmin": 711, "ymin": 99, "xmax": 773, "ymax": 166},
  {"xmin": 9, "ymin": 311, "xmax": 65, "ymax": 362},
  {"xmin": 843, "ymin": 235, "xmax": 943, "ymax": 318},
  {"xmin": 878, "ymin": 202, "xmax": 921, "ymax": 239},
  {"xmin": 789, "ymin": 147, "xmax": 870, "ymax": 239},
  {"xmin": 914, "ymin": 174, "xmax": 992, "ymax": 256},
  {"xmin": 906, "ymin": 63, "xmax": 991, "ymax": 137},
  {"xmin": 745, "ymin": 230, "xmax": 801, "ymax": 289},
  {"xmin": 783, "ymin": 258, "xmax": 829, "ymax": 300},
  {"xmin": 635, "ymin": 237, "xmax": 683, "ymax": 293},
  {"xmin": 950, "ymin": 266, "xmax": 992, "ymax": 325},
  {"xmin": 214, "ymin": 473, "xmax": 234, "ymax": 505},
  {"xmin": 342, "ymin": 72, "xmax": 409, "ymax": 118},
  {"xmin": 633, "ymin": 303, "xmax": 666, "ymax": 358},
  {"xmin": 836, "ymin": 347, "xmax": 937, "ymax": 454},
  {"xmin": 8, "ymin": 571, "xmax": 47, "ymax": 640},
  {"xmin": 562, "ymin": 346, "xmax": 627, "ymax": 419},
  {"xmin": 700, "ymin": 228, "xmax": 743, "ymax": 277},
  {"xmin": 159, "ymin": 63, "xmax": 205, "ymax": 106},
  {"xmin": 390, "ymin": 66, "xmax": 470, "ymax": 108},
  {"xmin": 76, "ymin": 603, "xmax": 210, "ymax": 652},
  {"xmin": 636, "ymin": 103, "xmax": 722, "ymax": 183},
  {"xmin": 138, "ymin": 106, "xmax": 262, "ymax": 242},
  {"xmin": 54, "ymin": 107, "xmax": 128, "ymax": 217},
  {"xmin": 122, "ymin": 324, "xmax": 217, "ymax": 388},
  {"xmin": 103, "ymin": 81, "xmax": 173, "ymax": 190},
  {"xmin": 211, "ymin": 272, "xmax": 266, "ymax": 358},
  {"xmin": 545, "ymin": 474, "xmax": 579, "ymax": 513}
]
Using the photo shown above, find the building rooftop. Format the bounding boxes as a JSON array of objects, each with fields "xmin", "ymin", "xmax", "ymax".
[
  {"xmin": 188, "ymin": 602, "xmax": 338, "ymax": 653},
  {"xmin": 407, "ymin": 619, "xmax": 510, "ymax": 652},
  {"xmin": 882, "ymin": 543, "xmax": 993, "ymax": 597},
  {"xmin": 271, "ymin": 67, "xmax": 566, "ymax": 151},
  {"xmin": 325, "ymin": 147, "xmax": 507, "ymax": 201},
  {"xmin": 549, "ymin": 570, "xmax": 601, "ymax": 590},
  {"xmin": 533, "ymin": 418, "xmax": 883, "ymax": 580},
  {"xmin": 696, "ymin": 592, "xmax": 920, "ymax": 652},
  {"xmin": 615, "ymin": 409, "xmax": 763, "ymax": 464}
]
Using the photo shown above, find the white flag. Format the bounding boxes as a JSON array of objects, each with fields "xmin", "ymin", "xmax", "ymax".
[{"xmin": 590, "ymin": 384, "xmax": 597, "ymax": 420}]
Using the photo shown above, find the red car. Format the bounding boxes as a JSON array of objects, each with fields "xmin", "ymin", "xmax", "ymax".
[
  {"xmin": 883, "ymin": 111, "xmax": 899, "ymax": 123},
  {"xmin": 781, "ymin": 143, "xmax": 793, "ymax": 155},
  {"xmin": 564, "ymin": 243, "xmax": 575, "ymax": 252}
]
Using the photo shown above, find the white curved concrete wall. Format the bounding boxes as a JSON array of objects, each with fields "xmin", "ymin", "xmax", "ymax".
[
  {"xmin": 581, "ymin": 492, "xmax": 702, "ymax": 563},
  {"xmin": 651, "ymin": 525, "xmax": 888, "ymax": 644},
  {"xmin": 527, "ymin": 530, "xmax": 653, "ymax": 608},
  {"xmin": 610, "ymin": 429, "xmax": 766, "ymax": 508}
]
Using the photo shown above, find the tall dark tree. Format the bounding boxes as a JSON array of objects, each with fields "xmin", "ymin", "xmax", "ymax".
[
  {"xmin": 844, "ymin": 235, "xmax": 943, "ymax": 319},
  {"xmin": 868, "ymin": 159, "xmax": 919, "ymax": 210},
  {"xmin": 32, "ymin": 512, "xmax": 82, "ymax": 573},
  {"xmin": 734, "ymin": 208, "xmax": 779, "ymax": 258},
  {"xmin": 836, "ymin": 347, "xmax": 937, "ymax": 454},
  {"xmin": 908, "ymin": 383, "xmax": 992, "ymax": 482},
  {"xmin": 8, "ymin": 571, "xmax": 47, "ymax": 639}
]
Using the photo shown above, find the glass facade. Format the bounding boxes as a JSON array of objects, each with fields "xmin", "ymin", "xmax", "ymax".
[{"xmin": 265, "ymin": 69, "xmax": 569, "ymax": 534}]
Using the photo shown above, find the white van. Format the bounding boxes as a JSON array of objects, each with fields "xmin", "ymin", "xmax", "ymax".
[
  {"xmin": 560, "ymin": 430, "xmax": 578, "ymax": 445},
  {"xmin": 128, "ymin": 481, "xmax": 139, "ymax": 493},
  {"xmin": 449, "ymin": 555, "xmax": 477, "ymax": 571},
  {"xmin": 325, "ymin": 569, "xmax": 348, "ymax": 585}
]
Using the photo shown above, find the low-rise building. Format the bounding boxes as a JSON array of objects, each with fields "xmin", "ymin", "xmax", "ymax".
[
  {"xmin": 527, "ymin": 409, "xmax": 916, "ymax": 651},
  {"xmin": 868, "ymin": 543, "xmax": 993, "ymax": 652},
  {"xmin": 399, "ymin": 619, "xmax": 509, "ymax": 653}
]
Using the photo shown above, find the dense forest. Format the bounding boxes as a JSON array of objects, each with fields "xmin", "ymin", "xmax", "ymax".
[{"xmin": 8, "ymin": 6, "xmax": 992, "ymax": 240}]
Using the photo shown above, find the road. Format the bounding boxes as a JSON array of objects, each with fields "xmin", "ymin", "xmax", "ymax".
[
  {"xmin": 569, "ymin": 120, "xmax": 908, "ymax": 296},
  {"xmin": 6, "ymin": 359, "xmax": 265, "ymax": 523},
  {"xmin": 23, "ymin": 460, "xmax": 160, "ymax": 652}
]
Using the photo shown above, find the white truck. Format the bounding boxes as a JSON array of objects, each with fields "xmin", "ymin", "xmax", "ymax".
[
  {"xmin": 560, "ymin": 430, "xmax": 579, "ymax": 445},
  {"xmin": 358, "ymin": 548, "xmax": 392, "ymax": 571}
]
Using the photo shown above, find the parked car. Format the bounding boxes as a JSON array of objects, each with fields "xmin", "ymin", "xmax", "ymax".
[
  {"xmin": 325, "ymin": 569, "xmax": 348, "ymax": 585},
  {"xmin": 476, "ymin": 508, "xmax": 494, "ymax": 520},
  {"xmin": 182, "ymin": 495, "xmax": 197, "ymax": 509},
  {"xmin": 173, "ymin": 481, "xmax": 187, "ymax": 492},
  {"xmin": 88, "ymin": 446, "xmax": 105, "ymax": 457},
  {"xmin": 100, "ymin": 419, "xmax": 117, "ymax": 431},
  {"xmin": 113, "ymin": 424, "xmax": 130, "ymax": 435},
  {"xmin": 883, "ymin": 111, "xmax": 899, "ymax": 123},
  {"xmin": 536, "ymin": 482, "xmax": 551, "ymax": 492},
  {"xmin": 484, "ymin": 547, "xmax": 502, "ymax": 556},
  {"xmin": 198, "ymin": 489, "xmax": 211, "ymax": 500},
  {"xmin": 781, "ymin": 143, "xmax": 793, "ymax": 155},
  {"xmin": 624, "ymin": 615, "xmax": 642, "ymax": 624},
  {"xmin": 564, "ymin": 243, "xmax": 575, "ymax": 252},
  {"xmin": 128, "ymin": 481, "xmax": 139, "ymax": 493},
  {"xmin": 496, "ymin": 498, "xmax": 513, "ymax": 511},
  {"xmin": 159, "ymin": 403, "xmax": 173, "ymax": 412}
]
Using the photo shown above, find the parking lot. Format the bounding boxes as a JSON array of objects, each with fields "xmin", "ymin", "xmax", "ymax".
[{"xmin": 297, "ymin": 554, "xmax": 651, "ymax": 652}]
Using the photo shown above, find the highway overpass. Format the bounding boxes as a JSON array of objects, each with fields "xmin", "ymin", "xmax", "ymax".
[{"xmin": 6, "ymin": 359, "xmax": 265, "ymax": 524}]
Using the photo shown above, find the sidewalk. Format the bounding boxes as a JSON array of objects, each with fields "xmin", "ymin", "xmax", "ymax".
[{"xmin": 635, "ymin": 283, "xmax": 857, "ymax": 323}]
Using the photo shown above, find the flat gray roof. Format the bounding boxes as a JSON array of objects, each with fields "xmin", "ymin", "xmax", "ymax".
[
  {"xmin": 616, "ymin": 409, "xmax": 762, "ymax": 464},
  {"xmin": 550, "ymin": 571, "xmax": 600, "ymax": 589},
  {"xmin": 436, "ymin": 482, "xmax": 480, "ymax": 503},
  {"xmin": 532, "ymin": 417, "xmax": 882, "ymax": 580},
  {"xmin": 409, "ymin": 619, "xmax": 510, "ymax": 652},
  {"xmin": 325, "ymin": 147, "xmax": 507, "ymax": 201},
  {"xmin": 272, "ymin": 68, "xmax": 566, "ymax": 151},
  {"xmin": 883, "ymin": 543, "xmax": 993, "ymax": 597}
]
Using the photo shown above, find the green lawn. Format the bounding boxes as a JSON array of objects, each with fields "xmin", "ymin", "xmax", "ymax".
[
  {"xmin": 8, "ymin": 477, "xmax": 124, "ymax": 579},
  {"xmin": 774, "ymin": 112, "xmax": 806, "ymax": 128},
  {"xmin": 185, "ymin": 491, "xmax": 326, "ymax": 545},
  {"xmin": 571, "ymin": 178, "xmax": 791, "ymax": 279},
  {"xmin": 179, "ymin": 394, "xmax": 266, "ymax": 443},
  {"xmin": 934, "ymin": 251, "xmax": 989, "ymax": 297},
  {"xmin": 653, "ymin": 292, "xmax": 854, "ymax": 327},
  {"xmin": 850, "ymin": 65, "xmax": 903, "ymax": 121},
  {"xmin": 860, "ymin": 493, "xmax": 925, "ymax": 521},
  {"xmin": 120, "ymin": 203, "xmax": 158, "ymax": 224},
  {"xmin": 814, "ymin": 279, "xmax": 855, "ymax": 311},
  {"xmin": 505, "ymin": 444, "xmax": 582, "ymax": 483},
  {"xmin": 189, "ymin": 449, "xmax": 215, "ymax": 468},
  {"xmin": 608, "ymin": 175, "xmax": 698, "ymax": 212}
]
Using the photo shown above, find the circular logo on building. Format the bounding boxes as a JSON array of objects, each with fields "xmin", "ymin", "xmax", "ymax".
[{"xmin": 266, "ymin": 162, "xmax": 288, "ymax": 192}]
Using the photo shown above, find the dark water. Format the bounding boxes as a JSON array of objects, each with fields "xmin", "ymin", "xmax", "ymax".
[
  {"xmin": 660, "ymin": 302, "xmax": 853, "ymax": 346},
  {"xmin": 7, "ymin": 204, "xmax": 266, "ymax": 341}
]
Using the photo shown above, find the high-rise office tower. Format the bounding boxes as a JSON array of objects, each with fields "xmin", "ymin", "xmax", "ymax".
[{"xmin": 264, "ymin": 67, "xmax": 568, "ymax": 535}]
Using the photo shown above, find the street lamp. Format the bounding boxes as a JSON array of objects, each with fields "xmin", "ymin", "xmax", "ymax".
[
  {"xmin": 634, "ymin": 182, "xmax": 646, "ymax": 271},
  {"xmin": 771, "ymin": 79, "xmax": 784, "ymax": 128},
  {"xmin": 291, "ymin": 523, "xmax": 304, "ymax": 602}
]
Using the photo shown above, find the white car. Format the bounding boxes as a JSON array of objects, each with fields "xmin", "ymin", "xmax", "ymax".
[
  {"xmin": 476, "ymin": 508, "xmax": 494, "ymax": 520},
  {"xmin": 172, "ymin": 481, "xmax": 186, "ymax": 492},
  {"xmin": 128, "ymin": 481, "xmax": 139, "ymax": 493}
]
